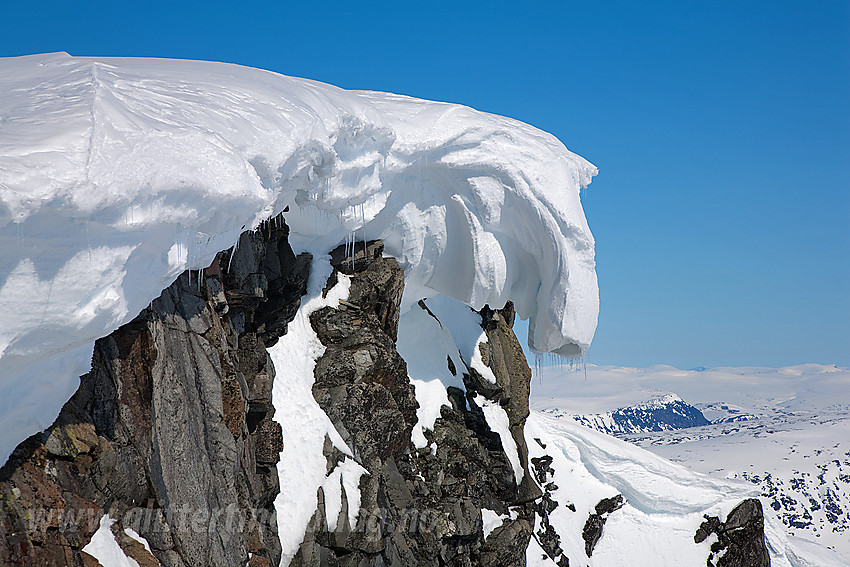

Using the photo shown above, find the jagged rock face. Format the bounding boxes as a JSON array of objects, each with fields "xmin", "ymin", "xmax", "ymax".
[
  {"xmin": 290, "ymin": 241, "xmax": 536, "ymax": 567},
  {"xmin": 477, "ymin": 303, "xmax": 542, "ymax": 504},
  {"xmin": 0, "ymin": 218, "xmax": 308, "ymax": 567},
  {"xmin": 0, "ymin": 223, "xmax": 777, "ymax": 567},
  {"xmin": 530, "ymin": 454, "xmax": 569, "ymax": 566},
  {"xmin": 310, "ymin": 241, "xmax": 416, "ymax": 465},
  {"xmin": 694, "ymin": 499, "xmax": 771, "ymax": 567}
]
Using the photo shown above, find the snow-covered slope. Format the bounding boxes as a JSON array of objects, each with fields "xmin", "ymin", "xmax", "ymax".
[
  {"xmin": 530, "ymin": 363, "xmax": 850, "ymax": 563},
  {"xmin": 524, "ymin": 410, "xmax": 847, "ymax": 567},
  {"xmin": 397, "ymin": 298, "xmax": 836, "ymax": 566},
  {"xmin": 0, "ymin": 52, "xmax": 598, "ymax": 463}
]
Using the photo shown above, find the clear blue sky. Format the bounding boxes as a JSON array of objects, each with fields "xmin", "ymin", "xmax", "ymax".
[{"xmin": 2, "ymin": 1, "xmax": 848, "ymax": 368}]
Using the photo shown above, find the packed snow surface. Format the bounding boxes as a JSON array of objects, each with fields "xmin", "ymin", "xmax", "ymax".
[{"xmin": 0, "ymin": 52, "xmax": 598, "ymax": 463}]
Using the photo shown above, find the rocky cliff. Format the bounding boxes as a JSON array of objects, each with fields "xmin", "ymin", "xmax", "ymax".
[
  {"xmin": 0, "ymin": 218, "xmax": 308, "ymax": 566},
  {"xmin": 289, "ymin": 240, "xmax": 540, "ymax": 566},
  {"xmin": 0, "ymin": 218, "xmax": 770, "ymax": 567}
]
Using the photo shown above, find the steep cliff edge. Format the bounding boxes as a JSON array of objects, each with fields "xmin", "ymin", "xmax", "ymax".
[
  {"xmin": 0, "ymin": 221, "xmax": 774, "ymax": 567},
  {"xmin": 0, "ymin": 220, "xmax": 308, "ymax": 566},
  {"xmin": 0, "ymin": 222, "xmax": 545, "ymax": 567}
]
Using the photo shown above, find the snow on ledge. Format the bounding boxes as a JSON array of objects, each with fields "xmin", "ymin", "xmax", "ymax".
[
  {"xmin": 0, "ymin": 52, "xmax": 598, "ymax": 463},
  {"xmin": 81, "ymin": 514, "xmax": 140, "ymax": 567}
]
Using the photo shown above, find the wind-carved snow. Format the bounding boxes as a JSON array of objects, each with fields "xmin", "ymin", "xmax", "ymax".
[
  {"xmin": 525, "ymin": 411, "xmax": 847, "ymax": 567},
  {"xmin": 529, "ymin": 363, "xmax": 850, "ymax": 565},
  {"xmin": 0, "ymin": 52, "xmax": 598, "ymax": 464},
  {"xmin": 524, "ymin": 412, "xmax": 744, "ymax": 566}
]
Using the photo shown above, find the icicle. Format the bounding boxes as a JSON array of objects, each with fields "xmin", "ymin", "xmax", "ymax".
[
  {"xmin": 360, "ymin": 202, "xmax": 366, "ymax": 261},
  {"xmin": 227, "ymin": 232, "xmax": 240, "ymax": 273},
  {"xmin": 85, "ymin": 220, "xmax": 92, "ymax": 261},
  {"xmin": 349, "ymin": 230, "xmax": 354, "ymax": 270},
  {"xmin": 533, "ymin": 353, "xmax": 542, "ymax": 383}
]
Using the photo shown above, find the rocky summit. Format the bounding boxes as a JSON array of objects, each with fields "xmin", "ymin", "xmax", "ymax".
[{"xmin": 0, "ymin": 218, "xmax": 772, "ymax": 566}]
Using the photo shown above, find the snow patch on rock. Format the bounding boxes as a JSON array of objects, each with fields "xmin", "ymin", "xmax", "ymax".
[
  {"xmin": 477, "ymin": 394, "xmax": 523, "ymax": 485},
  {"xmin": 82, "ymin": 515, "xmax": 139, "ymax": 567},
  {"xmin": 268, "ymin": 255, "xmax": 365, "ymax": 565}
]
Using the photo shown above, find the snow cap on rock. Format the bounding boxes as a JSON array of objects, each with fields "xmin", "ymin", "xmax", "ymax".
[{"xmin": 0, "ymin": 52, "xmax": 598, "ymax": 462}]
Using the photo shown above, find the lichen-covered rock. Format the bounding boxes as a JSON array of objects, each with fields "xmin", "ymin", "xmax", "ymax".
[
  {"xmin": 0, "ymin": 216, "xmax": 308, "ymax": 566},
  {"xmin": 311, "ymin": 240, "xmax": 416, "ymax": 465}
]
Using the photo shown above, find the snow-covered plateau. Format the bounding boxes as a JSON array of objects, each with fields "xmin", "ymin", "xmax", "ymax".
[
  {"xmin": 0, "ymin": 53, "xmax": 844, "ymax": 567},
  {"xmin": 531, "ymin": 363, "xmax": 850, "ymax": 563}
]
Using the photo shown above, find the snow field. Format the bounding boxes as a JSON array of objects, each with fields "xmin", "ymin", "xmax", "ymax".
[
  {"xmin": 524, "ymin": 411, "xmax": 847, "ymax": 566},
  {"xmin": 528, "ymin": 364, "xmax": 850, "ymax": 565}
]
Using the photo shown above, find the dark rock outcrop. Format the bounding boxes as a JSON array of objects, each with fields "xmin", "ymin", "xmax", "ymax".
[
  {"xmin": 310, "ymin": 240, "xmax": 415, "ymax": 465},
  {"xmin": 694, "ymin": 498, "xmax": 771, "ymax": 567},
  {"xmin": 289, "ymin": 241, "xmax": 537, "ymax": 567},
  {"xmin": 0, "ymin": 217, "xmax": 308, "ymax": 566},
  {"xmin": 530, "ymin": 454, "xmax": 571, "ymax": 567},
  {"xmin": 477, "ymin": 303, "xmax": 542, "ymax": 505},
  {"xmin": 0, "ymin": 227, "xmax": 542, "ymax": 567},
  {"xmin": 581, "ymin": 495, "xmax": 624, "ymax": 557}
]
